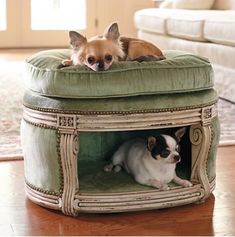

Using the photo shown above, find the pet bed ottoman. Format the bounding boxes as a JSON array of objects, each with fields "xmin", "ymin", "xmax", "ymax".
[{"xmin": 21, "ymin": 49, "xmax": 220, "ymax": 216}]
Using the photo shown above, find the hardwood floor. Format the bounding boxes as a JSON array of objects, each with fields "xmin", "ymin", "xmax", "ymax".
[
  {"xmin": 0, "ymin": 146, "xmax": 234, "ymax": 236},
  {"xmin": 0, "ymin": 48, "xmax": 45, "ymax": 60}
]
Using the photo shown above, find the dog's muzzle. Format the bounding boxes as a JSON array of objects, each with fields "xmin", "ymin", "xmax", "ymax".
[
  {"xmin": 96, "ymin": 60, "xmax": 105, "ymax": 71},
  {"xmin": 174, "ymin": 155, "xmax": 181, "ymax": 163}
]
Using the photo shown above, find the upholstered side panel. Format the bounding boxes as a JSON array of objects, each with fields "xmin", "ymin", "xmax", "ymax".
[
  {"xmin": 207, "ymin": 116, "xmax": 220, "ymax": 182},
  {"xmin": 23, "ymin": 89, "xmax": 218, "ymax": 114},
  {"xmin": 21, "ymin": 120, "xmax": 61, "ymax": 194}
]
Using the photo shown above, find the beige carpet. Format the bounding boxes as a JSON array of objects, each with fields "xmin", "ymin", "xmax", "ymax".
[{"xmin": 0, "ymin": 60, "xmax": 235, "ymax": 159}]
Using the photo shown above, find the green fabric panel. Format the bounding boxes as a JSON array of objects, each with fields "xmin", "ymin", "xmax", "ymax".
[
  {"xmin": 207, "ymin": 117, "xmax": 220, "ymax": 181},
  {"xmin": 21, "ymin": 120, "xmax": 61, "ymax": 193},
  {"xmin": 79, "ymin": 132, "xmax": 123, "ymax": 162},
  {"xmin": 23, "ymin": 89, "xmax": 218, "ymax": 113},
  {"xmin": 78, "ymin": 129, "xmax": 174, "ymax": 162},
  {"xmin": 24, "ymin": 49, "xmax": 214, "ymax": 99}
]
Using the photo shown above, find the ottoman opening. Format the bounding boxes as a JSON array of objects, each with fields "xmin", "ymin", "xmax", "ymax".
[{"xmin": 78, "ymin": 128, "xmax": 192, "ymax": 193}]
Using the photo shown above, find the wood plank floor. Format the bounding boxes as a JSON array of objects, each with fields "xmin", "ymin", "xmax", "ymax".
[{"xmin": 0, "ymin": 146, "xmax": 234, "ymax": 236}]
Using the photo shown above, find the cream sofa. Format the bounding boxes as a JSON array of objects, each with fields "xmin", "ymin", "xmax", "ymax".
[{"xmin": 134, "ymin": 0, "xmax": 235, "ymax": 103}]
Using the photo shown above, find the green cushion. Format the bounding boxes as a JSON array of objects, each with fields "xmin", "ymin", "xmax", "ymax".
[{"xmin": 25, "ymin": 49, "xmax": 214, "ymax": 99}]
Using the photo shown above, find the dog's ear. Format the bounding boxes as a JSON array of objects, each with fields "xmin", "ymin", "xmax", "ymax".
[
  {"xmin": 69, "ymin": 31, "xmax": 87, "ymax": 49},
  {"xmin": 103, "ymin": 22, "xmax": 120, "ymax": 41},
  {"xmin": 174, "ymin": 127, "xmax": 186, "ymax": 142},
  {"xmin": 147, "ymin": 136, "xmax": 157, "ymax": 151}
]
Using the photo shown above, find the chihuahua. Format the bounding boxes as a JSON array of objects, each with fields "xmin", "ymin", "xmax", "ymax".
[
  {"xmin": 62, "ymin": 22, "xmax": 165, "ymax": 71},
  {"xmin": 104, "ymin": 127, "xmax": 192, "ymax": 190}
]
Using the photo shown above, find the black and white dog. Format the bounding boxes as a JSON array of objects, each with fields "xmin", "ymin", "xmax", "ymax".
[{"xmin": 104, "ymin": 127, "xmax": 192, "ymax": 190}]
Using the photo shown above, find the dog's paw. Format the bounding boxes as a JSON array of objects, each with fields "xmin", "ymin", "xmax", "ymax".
[
  {"xmin": 148, "ymin": 179, "xmax": 169, "ymax": 190},
  {"xmin": 103, "ymin": 164, "xmax": 113, "ymax": 172},
  {"xmin": 113, "ymin": 165, "xmax": 122, "ymax": 173},
  {"xmin": 182, "ymin": 180, "xmax": 193, "ymax": 188},
  {"xmin": 160, "ymin": 184, "xmax": 170, "ymax": 191},
  {"xmin": 62, "ymin": 59, "xmax": 73, "ymax": 67}
]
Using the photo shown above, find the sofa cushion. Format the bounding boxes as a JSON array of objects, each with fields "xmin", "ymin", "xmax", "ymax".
[
  {"xmin": 24, "ymin": 49, "xmax": 214, "ymax": 99},
  {"xmin": 160, "ymin": 0, "xmax": 173, "ymax": 8},
  {"xmin": 160, "ymin": 0, "xmax": 215, "ymax": 9},
  {"xmin": 166, "ymin": 11, "xmax": 206, "ymax": 41},
  {"xmin": 212, "ymin": 0, "xmax": 235, "ymax": 10},
  {"xmin": 134, "ymin": 9, "xmax": 169, "ymax": 35},
  {"xmin": 135, "ymin": 9, "xmax": 210, "ymax": 41},
  {"xmin": 135, "ymin": 8, "xmax": 235, "ymax": 44},
  {"xmin": 204, "ymin": 13, "xmax": 235, "ymax": 47},
  {"xmin": 173, "ymin": 0, "xmax": 215, "ymax": 9}
]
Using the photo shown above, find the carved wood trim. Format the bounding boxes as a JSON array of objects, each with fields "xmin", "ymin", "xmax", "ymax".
[
  {"xmin": 23, "ymin": 106, "xmax": 218, "ymax": 131},
  {"xmin": 190, "ymin": 124, "xmax": 212, "ymax": 200},
  {"xmin": 74, "ymin": 184, "xmax": 204, "ymax": 213},
  {"xmin": 58, "ymin": 130, "xmax": 79, "ymax": 216},
  {"xmin": 57, "ymin": 116, "xmax": 79, "ymax": 216}
]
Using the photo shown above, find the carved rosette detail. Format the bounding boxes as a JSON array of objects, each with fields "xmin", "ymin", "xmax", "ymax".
[
  {"xmin": 57, "ymin": 115, "xmax": 77, "ymax": 129},
  {"xmin": 204, "ymin": 108, "xmax": 212, "ymax": 119},
  {"xmin": 190, "ymin": 127, "xmax": 203, "ymax": 146},
  {"xmin": 72, "ymin": 134, "xmax": 79, "ymax": 155},
  {"xmin": 202, "ymin": 105, "xmax": 217, "ymax": 126}
]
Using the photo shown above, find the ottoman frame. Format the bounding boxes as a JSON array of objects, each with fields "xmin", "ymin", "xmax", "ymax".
[{"xmin": 23, "ymin": 102, "xmax": 217, "ymax": 216}]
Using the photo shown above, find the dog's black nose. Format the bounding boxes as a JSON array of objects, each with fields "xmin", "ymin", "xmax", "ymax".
[
  {"xmin": 174, "ymin": 155, "xmax": 181, "ymax": 162},
  {"xmin": 96, "ymin": 60, "xmax": 104, "ymax": 70}
]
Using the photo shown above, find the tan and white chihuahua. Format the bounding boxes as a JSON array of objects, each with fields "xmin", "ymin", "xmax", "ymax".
[
  {"xmin": 104, "ymin": 127, "xmax": 192, "ymax": 190},
  {"xmin": 62, "ymin": 22, "xmax": 165, "ymax": 71}
]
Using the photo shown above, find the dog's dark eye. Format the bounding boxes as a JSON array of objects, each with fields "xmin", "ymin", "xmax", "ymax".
[
  {"xmin": 105, "ymin": 54, "xmax": 113, "ymax": 62},
  {"xmin": 87, "ymin": 56, "xmax": 95, "ymax": 65},
  {"xmin": 160, "ymin": 149, "xmax": 170, "ymax": 158}
]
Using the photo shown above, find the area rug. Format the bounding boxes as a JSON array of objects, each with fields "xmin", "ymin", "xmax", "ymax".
[
  {"xmin": 0, "ymin": 60, "xmax": 24, "ymax": 160},
  {"xmin": 0, "ymin": 59, "xmax": 235, "ymax": 159},
  {"xmin": 217, "ymin": 98, "xmax": 235, "ymax": 146}
]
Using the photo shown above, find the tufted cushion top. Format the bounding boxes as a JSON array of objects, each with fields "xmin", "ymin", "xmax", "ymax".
[{"xmin": 24, "ymin": 49, "xmax": 214, "ymax": 99}]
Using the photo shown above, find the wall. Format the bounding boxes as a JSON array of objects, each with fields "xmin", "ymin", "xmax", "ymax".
[{"xmin": 94, "ymin": 0, "xmax": 154, "ymax": 37}]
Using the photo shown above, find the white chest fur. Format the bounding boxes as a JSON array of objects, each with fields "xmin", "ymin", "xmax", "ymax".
[{"xmin": 143, "ymin": 157, "xmax": 176, "ymax": 183}]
